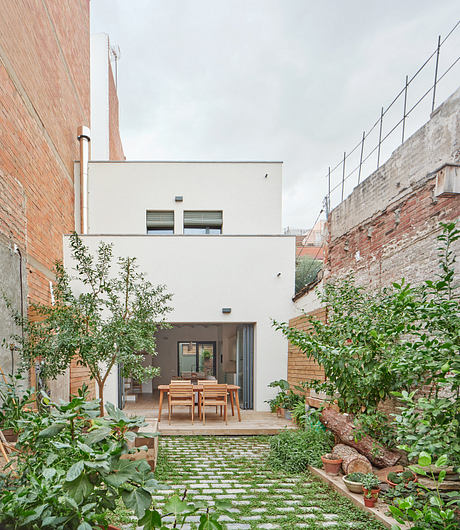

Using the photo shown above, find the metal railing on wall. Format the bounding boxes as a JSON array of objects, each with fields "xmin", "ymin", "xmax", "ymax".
[{"xmin": 323, "ymin": 20, "xmax": 460, "ymax": 216}]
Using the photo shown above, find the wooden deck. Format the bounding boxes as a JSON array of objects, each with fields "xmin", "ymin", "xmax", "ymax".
[{"xmin": 123, "ymin": 393, "xmax": 296, "ymax": 435}]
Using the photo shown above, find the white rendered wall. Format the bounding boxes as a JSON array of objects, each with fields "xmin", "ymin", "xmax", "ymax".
[
  {"xmin": 85, "ymin": 161, "xmax": 283, "ymax": 235},
  {"xmin": 90, "ymin": 33, "xmax": 110, "ymax": 160},
  {"xmin": 63, "ymin": 234, "xmax": 296, "ymax": 410}
]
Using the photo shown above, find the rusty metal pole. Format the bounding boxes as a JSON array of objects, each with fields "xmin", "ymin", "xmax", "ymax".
[
  {"xmin": 358, "ymin": 131, "xmax": 365, "ymax": 184},
  {"xmin": 377, "ymin": 107, "xmax": 383, "ymax": 169},
  {"xmin": 402, "ymin": 75, "xmax": 408, "ymax": 144},
  {"xmin": 432, "ymin": 35, "xmax": 441, "ymax": 112}
]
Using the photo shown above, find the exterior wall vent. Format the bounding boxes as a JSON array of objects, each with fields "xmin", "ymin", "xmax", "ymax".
[
  {"xmin": 434, "ymin": 164, "xmax": 460, "ymax": 197},
  {"xmin": 175, "ymin": 196, "xmax": 183, "ymax": 202},
  {"xmin": 222, "ymin": 307, "xmax": 232, "ymax": 314}
]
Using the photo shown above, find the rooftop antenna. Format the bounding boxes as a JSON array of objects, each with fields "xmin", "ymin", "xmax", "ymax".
[{"xmin": 109, "ymin": 43, "xmax": 121, "ymax": 91}]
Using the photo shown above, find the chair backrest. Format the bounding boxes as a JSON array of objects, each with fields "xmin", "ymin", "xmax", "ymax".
[
  {"xmin": 198, "ymin": 379, "xmax": 216, "ymax": 385},
  {"xmin": 202, "ymin": 384, "xmax": 227, "ymax": 399},
  {"xmin": 169, "ymin": 383, "xmax": 194, "ymax": 399},
  {"xmin": 170, "ymin": 379, "xmax": 192, "ymax": 384}
]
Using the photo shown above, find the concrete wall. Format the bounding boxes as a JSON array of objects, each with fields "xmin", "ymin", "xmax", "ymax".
[
  {"xmin": 0, "ymin": 0, "xmax": 91, "ymax": 395},
  {"xmin": 327, "ymin": 87, "xmax": 460, "ymax": 287},
  {"xmin": 63, "ymin": 234, "xmax": 296, "ymax": 410},
  {"xmin": 84, "ymin": 161, "xmax": 283, "ymax": 235}
]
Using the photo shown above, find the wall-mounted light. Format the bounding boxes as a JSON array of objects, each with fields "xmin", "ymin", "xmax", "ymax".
[
  {"xmin": 222, "ymin": 307, "xmax": 231, "ymax": 314},
  {"xmin": 175, "ymin": 196, "xmax": 183, "ymax": 202},
  {"xmin": 264, "ymin": 173, "xmax": 268, "ymax": 178},
  {"xmin": 277, "ymin": 272, "xmax": 281, "ymax": 277}
]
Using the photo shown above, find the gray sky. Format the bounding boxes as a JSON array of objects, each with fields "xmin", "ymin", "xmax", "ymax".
[{"xmin": 91, "ymin": 1, "xmax": 460, "ymax": 229}]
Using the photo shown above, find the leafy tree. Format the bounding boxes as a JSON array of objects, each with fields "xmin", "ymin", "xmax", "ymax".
[
  {"xmin": 295, "ymin": 255, "xmax": 322, "ymax": 293},
  {"xmin": 12, "ymin": 233, "xmax": 172, "ymax": 415}
]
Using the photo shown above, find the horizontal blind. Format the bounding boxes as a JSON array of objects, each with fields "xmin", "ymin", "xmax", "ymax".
[
  {"xmin": 183, "ymin": 211, "xmax": 222, "ymax": 227},
  {"xmin": 146, "ymin": 210, "xmax": 174, "ymax": 228}
]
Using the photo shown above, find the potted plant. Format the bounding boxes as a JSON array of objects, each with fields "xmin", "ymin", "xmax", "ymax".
[
  {"xmin": 362, "ymin": 474, "xmax": 381, "ymax": 507},
  {"xmin": 386, "ymin": 469, "xmax": 417, "ymax": 487},
  {"xmin": 342, "ymin": 472, "xmax": 368, "ymax": 493},
  {"xmin": 0, "ymin": 373, "xmax": 34, "ymax": 442},
  {"xmin": 321, "ymin": 453, "xmax": 343, "ymax": 475}
]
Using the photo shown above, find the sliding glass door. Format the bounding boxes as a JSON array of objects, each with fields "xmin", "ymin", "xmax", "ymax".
[
  {"xmin": 177, "ymin": 342, "xmax": 216, "ymax": 378},
  {"xmin": 236, "ymin": 324, "xmax": 254, "ymax": 409}
]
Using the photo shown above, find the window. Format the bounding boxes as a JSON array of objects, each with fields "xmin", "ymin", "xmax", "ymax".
[
  {"xmin": 183, "ymin": 211, "xmax": 223, "ymax": 234},
  {"xmin": 146, "ymin": 210, "xmax": 174, "ymax": 234}
]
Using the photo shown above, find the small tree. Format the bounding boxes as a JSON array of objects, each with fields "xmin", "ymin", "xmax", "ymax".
[
  {"xmin": 13, "ymin": 233, "xmax": 172, "ymax": 415},
  {"xmin": 295, "ymin": 256, "xmax": 322, "ymax": 293}
]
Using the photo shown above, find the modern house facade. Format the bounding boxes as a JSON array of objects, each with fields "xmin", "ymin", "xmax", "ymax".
[{"xmin": 65, "ymin": 160, "xmax": 296, "ymax": 411}]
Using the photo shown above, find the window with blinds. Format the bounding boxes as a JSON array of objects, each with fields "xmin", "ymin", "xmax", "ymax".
[
  {"xmin": 146, "ymin": 210, "xmax": 174, "ymax": 234},
  {"xmin": 183, "ymin": 211, "xmax": 223, "ymax": 234}
]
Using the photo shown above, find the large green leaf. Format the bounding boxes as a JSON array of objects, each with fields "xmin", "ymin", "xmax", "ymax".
[
  {"xmin": 64, "ymin": 474, "xmax": 94, "ymax": 504},
  {"xmin": 38, "ymin": 423, "xmax": 66, "ymax": 438},
  {"xmin": 105, "ymin": 459, "xmax": 143, "ymax": 487},
  {"xmin": 139, "ymin": 509, "xmax": 162, "ymax": 529},
  {"xmin": 84, "ymin": 426, "xmax": 112, "ymax": 445},
  {"xmin": 121, "ymin": 487, "xmax": 152, "ymax": 518},
  {"xmin": 164, "ymin": 495, "xmax": 189, "ymax": 517},
  {"xmin": 66, "ymin": 461, "xmax": 84, "ymax": 482}
]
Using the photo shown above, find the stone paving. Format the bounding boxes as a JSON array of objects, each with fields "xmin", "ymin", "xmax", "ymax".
[{"xmin": 149, "ymin": 436, "xmax": 384, "ymax": 529}]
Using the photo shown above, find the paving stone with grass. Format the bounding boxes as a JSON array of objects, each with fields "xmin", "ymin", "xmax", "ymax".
[{"xmin": 141, "ymin": 436, "xmax": 385, "ymax": 530}]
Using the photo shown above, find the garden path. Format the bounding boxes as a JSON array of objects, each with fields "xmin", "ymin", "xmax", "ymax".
[{"xmin": 148, "ymin": 436, "xmax": 385, "ymax": 529}]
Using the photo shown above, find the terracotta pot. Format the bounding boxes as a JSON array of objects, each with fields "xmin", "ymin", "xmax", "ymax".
[
  {"xmin": 364, "ymin": 496, "xmax": 377, "ymax": 507},
  {"xmin": 276, "ymin": 407, "xmax": 283, "ymax": 418},
  {"xmin": 363, "ymin": 487, "xmax": 380, "ymax": 507},
  {"xmin": 386, "ymin": 470, "xmax": 417, "ymax": 487},
  {"xmin": 2, "ymin": 428, "xmax": 18, "ymax": 443},
  {"xmin": 321, "ymin": 454, "xmax": 343, "ymax": 475}
]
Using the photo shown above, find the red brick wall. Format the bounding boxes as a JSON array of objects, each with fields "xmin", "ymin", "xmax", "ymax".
[
  {"xmin": 287, "ymin": 307, "xmax": 327, "ymax": 390},
  {"xmin": 70, "ymin": 358, "xmax": 96, "ymax": 399},
  {"xmin": 327, "ymin": 176, "xmax": 460, "ymax": 287},
  {"xmin": 108, "ymin": 61, "xmax": 125, "ymax": 161},
  {"xmin": 0, "ymin": 0, "xmax": 94, "ymax": 396}
]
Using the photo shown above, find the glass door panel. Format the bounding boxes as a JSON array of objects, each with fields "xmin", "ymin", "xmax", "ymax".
[
  {"xmin": 178, "ymin": 342, "xmax": 197, "ymax": 378},
  {"xmin": 177, "ymin": 341, "xmax": 216, "ymax": 379},
  {"xmin": 198, "ymin": 343, "xmax": 216, "ymax": 378}
]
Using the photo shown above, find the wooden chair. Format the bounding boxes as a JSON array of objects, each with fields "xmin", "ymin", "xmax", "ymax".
[
  {"xmin": 168, "ymin": 384, "xmax": 194, "ymax": 424},
  {"xmin": 201, "ymin": 384, "xmax": 228, "ymax": 425},
  {"xmin": 198, "ymin": 380, "xmax": 218, "ymax": 413},
  {"xmin": 170, "ymin": 379, "xmax": 192, "ymax": 384}
]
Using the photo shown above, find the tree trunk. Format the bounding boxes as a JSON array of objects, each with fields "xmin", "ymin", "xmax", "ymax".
[
  {"xmin": 98, "ymin": 382, "xmax": 104, "ymax": 417},
  {"xmin": 331, "ymin": 444, "xmax": 372, "ymax": 474},
  {"xmin": 320, "ymin": 407, "xmax": 401, "ymax": 468}
]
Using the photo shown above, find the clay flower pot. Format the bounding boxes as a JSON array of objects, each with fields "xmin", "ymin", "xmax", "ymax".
[
  {"xmin": 363, "ymin": 487, "xmax": 380, "ymax": 507},
  {"xmin": 386, "ymin": 470, "xmax": 417, "ymax": 487},
  {"xmin": 321, "ymin": 454, "xmax": 343, "ymax": 475}
]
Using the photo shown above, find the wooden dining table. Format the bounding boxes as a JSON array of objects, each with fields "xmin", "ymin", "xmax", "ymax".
[{"xmin": 157, "ymin": 384, "xmax": 241, "ymax": 422}]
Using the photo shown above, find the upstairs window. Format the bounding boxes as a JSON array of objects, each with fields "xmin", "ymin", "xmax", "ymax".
[
  {"xmin": 184, "ymin": 211, "xmax": 223, "ymax": 234},
  {"xmin": 146, "ymin": 210, "xmax": 174, "ymax": 234}
]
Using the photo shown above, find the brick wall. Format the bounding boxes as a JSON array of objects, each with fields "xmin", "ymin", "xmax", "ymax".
[
  {"xmin": 0, "ymin": 0, "xmax": 94, "ymax": 397},
  {"xmin": 287, "ymin": 307, "xmax": 326, "ymax": 390},
  {"xmin": 108, "ymin": 61, "xmax": 125, "ymax": 161},
  {"xmin": 327, "ymin": 87, "xmax": 460, "ymax": 287}
]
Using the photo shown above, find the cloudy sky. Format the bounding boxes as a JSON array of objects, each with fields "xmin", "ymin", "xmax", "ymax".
[{"xmin": 91, "ymin": 1, "xmax": 459, "ymax": 229}]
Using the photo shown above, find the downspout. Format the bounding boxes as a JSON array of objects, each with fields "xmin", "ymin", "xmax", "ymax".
[{"xmin": 77, "ymin": 126, "xmax": 91, "ymax": 234}]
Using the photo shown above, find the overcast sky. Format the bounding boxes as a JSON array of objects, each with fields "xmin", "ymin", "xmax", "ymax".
[{"xmin": 91, "ymin": 1, "xmax": 460, "ymax": 229}]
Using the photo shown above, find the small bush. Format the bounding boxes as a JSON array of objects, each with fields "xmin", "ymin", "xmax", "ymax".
[{"xmin": 268, "ymin": 427, "xmax": 334, "ymax": 473}]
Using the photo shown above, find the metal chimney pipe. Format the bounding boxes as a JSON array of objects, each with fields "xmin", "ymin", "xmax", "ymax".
[{"xmin": 77, "ymin": 126, "xmax": 91, "ymax": 234}]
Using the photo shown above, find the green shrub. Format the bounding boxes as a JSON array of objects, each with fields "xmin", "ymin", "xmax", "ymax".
[
  {"xmin": 268, "ymin": 427, "xmax": 333, "ymax": 473},
  {"xmin": 346, "ymin": 472, "xmax": 367, "ymax": 483}
]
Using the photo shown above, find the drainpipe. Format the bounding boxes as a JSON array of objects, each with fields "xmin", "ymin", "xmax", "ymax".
[{"xmin": 77, "ymin": 126, "xmax": 91, "ymax": 234}]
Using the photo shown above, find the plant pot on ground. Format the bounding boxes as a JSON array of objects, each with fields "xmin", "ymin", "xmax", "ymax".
[
  {"xmin": 342, "ymin": 472, "xmax": 368, "ymax": 494},
  {"xmin": 321, "ymin": 454, "xmax": 343, "ymax": 475},
  {"xmin": 362, "ymin": 473, "xmax": 381, "ymax": 507},
  {"xmin": 386, "ymin": 469, "xmax": 417, "ymax": 487}
]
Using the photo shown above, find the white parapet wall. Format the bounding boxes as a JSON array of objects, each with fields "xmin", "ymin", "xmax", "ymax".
[{"xmin": 63, "ymin": 234, "xmax": 296, "ymax": 411}]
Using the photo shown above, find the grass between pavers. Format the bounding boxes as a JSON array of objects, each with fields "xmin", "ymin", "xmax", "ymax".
[{"xmin": 110, "ymin": 435, "xmax": 385, "ymax": 529}]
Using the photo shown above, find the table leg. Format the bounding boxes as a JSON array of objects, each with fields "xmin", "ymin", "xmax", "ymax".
[
  {"xmin": 234, "ymin": 389, "xmax": 241, "ymax": 422},
  {"xmin": 158, "ymin": 389, "xmax": 164, "ymax": 422},
  {"xmin": 198, "ymin": 389, "xmax": 202, "ymax": 419},
  {"xmin": 229, "ymin": 390, "xmax": 235, "ymax": 416}
]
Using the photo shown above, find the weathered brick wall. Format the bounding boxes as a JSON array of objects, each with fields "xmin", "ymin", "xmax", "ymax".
[
  {"xmin": 0, "ymin": 0, "xmax": 94, "ymax": 397},
  {"xmin": 327, "ymin": 88, "xmax": 460, "ymax": 287},
  {"xmin": 108, "ymin": 61, "xmax": 125, "ymax": 161},
  {"xmin": 70, "ymin": 358, "xmax": 96, "ymax": 399},
  {"xmin": 287, "ymin": 307, "xmax": 326, "ymax": 390}
]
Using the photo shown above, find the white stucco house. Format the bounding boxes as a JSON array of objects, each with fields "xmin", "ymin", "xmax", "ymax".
[{"xmin": 66, "ymin": 159, "xmax": 295, "ymax": 411}]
